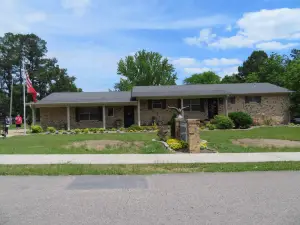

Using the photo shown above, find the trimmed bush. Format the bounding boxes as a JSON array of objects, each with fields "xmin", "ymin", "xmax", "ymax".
[
  {"xmin": 169, "ymin": 113, "xmax": 177, "ymax": 138},
  {"xmin": 83, "ymin": 128, "xmax": 89, "ymax": 134},
  {"xmin": 211, "ymin": 115, "xmax": 234, "ymax": 129},
  {"xmin": 31, "ymin": 125, "xmax": 43, "ymax": 133},
  {"xmin": 74, "ymin": 128, "xmax": 81, "ymax": 134},
  {"xmin": 98, "ymin": 128, "xmax": 106, "ymax": 133},
  {"xmin": 229, "ymin": 112, "xmax": 253, "ymax": 129},
  {"xmin": 166, "ymin": 138, "xmax": 188, "ymax": 150},
  {"xmin": 128, "ymin": 124, "xmax": 142, "ymax": 131},
  {"xmin": 206, "ymin": 122, "xmax": 216, "ymax": 130},
  {"xmin": 47, "ymin": 127, "xmax": 56, "ymax": 133},
  {"xmin": 89, "ymin": 128, "xmax": 98, "ymax": 133}
]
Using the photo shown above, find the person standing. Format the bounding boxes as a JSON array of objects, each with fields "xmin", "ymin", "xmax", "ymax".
[
  {"xmin": 15, "ymin": 114, "xmax": 23, "ymax": 130},
  {"xmin": 4, "ymin": 116, "xmax": 10, "ymax": 136}
]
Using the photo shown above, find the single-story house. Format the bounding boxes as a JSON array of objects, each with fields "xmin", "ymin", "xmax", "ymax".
[{"xmin": 32, "ymin": 83, "xmax": 292, "ymax": 130}]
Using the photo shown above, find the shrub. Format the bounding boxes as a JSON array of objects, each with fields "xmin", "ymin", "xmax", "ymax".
[
  {"xmin": 98, "ymin": 128, "xmax": 105, "ymax": 133},
  {"xmin": 74, "ymin": 128, "xmax": 81, "ymax": 134},
  {"xmin": 119, "ymin": 127, "xmax": 126, "ymax": 132},
  {"xmin": 47, "ymin": 127, "xmax": 56, "ymax": 133},
  {"xmin": 206, "ymin": 123, "xmax": 216, "ymax": 130},
  {"xmin": 211, "ymin": 115, "xmax": 234, "ymax": 129},
  {"xmin": 228, "ymin": 112, "xmax": 253, "ymax": 129},
  {"xmin": 31, "ymin": 125, "xmax": 43, "ymax": 133},
  {"xmin": 83, "ymin": 128, "xmax": 89, "ymax": 134},
  {"xmin": 89, "ymin": 128, "xmax": 98, "ymax": 133},
  {"xmin": 128, "ymin": 124, "xmax": 142, "ymax": 131},
  {"xmin": 166, "ymin": 138, "xmax": 188, "ymax": 150},
  {"xmin": 110, "ymin": 128, "xmax": 117, "ymax": 131}
]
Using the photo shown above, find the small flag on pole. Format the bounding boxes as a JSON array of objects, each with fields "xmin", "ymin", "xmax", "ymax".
[{"xmin": 25, "ymin": 71, "xmax": 37, "ymax": 103}]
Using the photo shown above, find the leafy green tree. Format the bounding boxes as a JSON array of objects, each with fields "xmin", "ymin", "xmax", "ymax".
[
  {"xmin": 238, "ymin": 50, "xmax": 268, "ymax": 81},
  {"xmin": 114, "ymin": 50, "xmax": 177, "ymax": 91},
  {"xmin": 221, "ymin": 74, "xmax": 241, "ymax": 83},
  {"xmin": 0, "ymin": 32, "xmax": 81, "ymax": 115},
  {"xmin": 183, "ymin": 71, "xmax": 220, "ymax": 84},
  {"xmin": 285, "ymin": 58, "xmax": 300, "ymax": 114}
]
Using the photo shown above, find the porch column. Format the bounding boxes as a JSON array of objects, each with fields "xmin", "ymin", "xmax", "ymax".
[
  {"xmin": 31, "ymin": 106, "xmax": 36, "ymax": 126},
  {"xmin": 224, "ymin": 96, "xmax": 228, "ymax": 117},
  {"xmin": 67, "ymin": 106, "xmax": 70, "ymax": 130},
  {"xmin": 181, "ymin": 98, "xmax": 184, "ymax": 118},
  {"xmin": 137, "ymin": 99, "xmax": 141, "ymax": 126},
  {"xmin": 102, "ymin": 105, "xmax": 106, "ymax": 129}
]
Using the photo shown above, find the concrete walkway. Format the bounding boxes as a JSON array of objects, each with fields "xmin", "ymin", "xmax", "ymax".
[{"xmin": 1, "ymin": 152, "xmax": 300, "ymax": 165}]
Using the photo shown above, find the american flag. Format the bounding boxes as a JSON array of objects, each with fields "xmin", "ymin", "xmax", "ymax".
[{"xmin": 25, "ymin": 71, "xmax": 37, "ymax": 103}]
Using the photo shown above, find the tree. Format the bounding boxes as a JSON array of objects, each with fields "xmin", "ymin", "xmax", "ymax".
[
  {"xmin": 291, "ymin": 49, "xmax": 300, "ymax": 60},
  {"xmin": 183, "ymin": 71, "xmax": 220, "ymax": 84},
  {"xmin": 0, "ymin": 32, "xmax": 81, "ymax": 116},
  {"xmin": 114, "ymin": 50, "xmax": 177, "ymax": 91},
  {"xmin": 238, "ymin": 50, "xmax": 268, "ymax": 81},
  {"xmin": 285, "ymin": 58, "xmax": 300, "ymax": 114},
  {"xmin": 221, "ymin": 74, "xmax": 241, "ymax": 83}
]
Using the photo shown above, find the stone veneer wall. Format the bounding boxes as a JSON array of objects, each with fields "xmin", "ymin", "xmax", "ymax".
[
  {"xmin": 218, "ymin": 94, "xmax": 290, "ymax": 124},
  {"xmin": 40, "ymin": 106, "xmax": 125, "ymax": 129}
]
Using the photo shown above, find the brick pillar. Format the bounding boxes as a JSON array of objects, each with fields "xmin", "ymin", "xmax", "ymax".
[
  {"xmin": 187, "ymin": 119, "xmax": 201, "ymax": 153},
  {"xmin": 175, "ymin": 118, "xmax": 181, "ymax": 139}
]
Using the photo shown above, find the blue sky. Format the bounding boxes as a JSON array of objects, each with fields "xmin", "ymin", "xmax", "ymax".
[{"xmin": 1, "ymin": 0, "xmax": 300, "ymax": 91}]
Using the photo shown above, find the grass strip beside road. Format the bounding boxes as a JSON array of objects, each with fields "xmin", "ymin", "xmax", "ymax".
[{"xmin": 1, "ymin": 162, "xmax": 300, "ymax": 175}]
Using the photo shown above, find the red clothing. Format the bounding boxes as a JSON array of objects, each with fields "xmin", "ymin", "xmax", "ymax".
[{"xmin": 15, "ymin": 116, "xmax": 22, "ymax": 125}]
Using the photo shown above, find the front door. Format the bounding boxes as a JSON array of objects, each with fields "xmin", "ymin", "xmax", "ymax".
[
  {"xmin": 124, "ymin": 106, "xmax": 135, "ymax": 128},
  {"xmin": 207, "ymin": 98, "xmax": 218, "ymax": 119}
]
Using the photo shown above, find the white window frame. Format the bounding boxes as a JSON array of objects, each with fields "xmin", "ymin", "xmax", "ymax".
[
  {"xmin": 107, "ymin": 107, "xmax": 114, "ymax": 117},
  {"xmin": 152, "ymin": 100, "xmax": 162, "ymax": 109},
  {"xmin": 183, "ymin": 99, "xmax": 204, "ymax": 112},
  {"xmin": 78, "ymin": 107, "xmax": 100, "ymax": 121}
]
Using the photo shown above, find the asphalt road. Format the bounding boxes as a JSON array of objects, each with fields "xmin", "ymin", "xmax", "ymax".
[{"xmin": 1, "ymin": 172, "xmax": 300, "ymax": 225}]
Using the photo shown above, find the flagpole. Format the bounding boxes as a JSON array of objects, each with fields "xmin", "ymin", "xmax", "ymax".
[
  {"xmin": 9, "ymin": 76, "xmax": 13, "ymax": 124},
  {"xmin": 22, "ymin": 62, "xmax": 27, "ymax": 135}
]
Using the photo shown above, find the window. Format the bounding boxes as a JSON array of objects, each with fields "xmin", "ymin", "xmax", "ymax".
[
  {"xmin": 152, "ymin": 100, "xmax": 162, "ymax": 109},
  {"xmin": 229, "ymin": 97, "xmax": 235, "ymax": 104},
  {"xmin": 183, "ymin": 99, "xmax": 205, "ymax": 112},
  {"xmin": 245, "ymin": 96, "xmax": 261, "ymax": 103},
  {"xmin": 108, "ymin": 107, "xmax": 114, "ymax": 117},
  {"xmin": 78, "ymin": 107, "xmax": 101, "ymax": 121}
]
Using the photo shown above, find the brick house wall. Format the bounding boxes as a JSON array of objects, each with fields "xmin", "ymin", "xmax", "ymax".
[
  {"xmin": 40, "ymin": 106, "xmax": 125, "ymax": 129},
  {"xmin": 39, "ymin": 94, "xmax": 290, "ymax": 129}
]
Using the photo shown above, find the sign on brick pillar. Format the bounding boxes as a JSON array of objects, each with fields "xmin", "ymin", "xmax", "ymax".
[
  {"xmin": 187, "ymin": 119, "xmax": 201, "ymax": 153},
  {"xmin": 175, "ymin": 118, "xmax": 181, "ymax": 139}
]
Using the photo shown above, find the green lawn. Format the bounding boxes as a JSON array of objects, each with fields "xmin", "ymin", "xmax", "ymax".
[
  {"xmin": 202, "ymin": 126, "xmax": 300, "ymax": 152},
  {"xmin": 1, "ymin": 162, "xmax": 300, "ymax": 175},
  {"xmin": 0, "ymin": 133, "xmax": 168, "ymax": 154},
  {"xmin": 1, "ymin": 127, "xmax": 300, "ymax": 154}
]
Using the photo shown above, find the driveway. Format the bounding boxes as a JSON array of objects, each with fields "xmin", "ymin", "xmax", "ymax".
[{"xmin": 1, "ymin": 172, "xmax": 300, "ymax": 225}]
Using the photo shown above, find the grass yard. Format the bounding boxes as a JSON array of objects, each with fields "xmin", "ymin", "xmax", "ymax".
[
  {"xmin": 0, "ymin": 133, "xmax": 168, "ymax": 154},
  {"xmin": 1, "ymin": 161, "xmax": 300, "ymax": 175},
  {"xmin": 1, "ymin": 127, "xmax": 300, "ymax": 154},
  {"xmin": 202, "ymin": 126, "xmax": 300, "ymax": 152}
]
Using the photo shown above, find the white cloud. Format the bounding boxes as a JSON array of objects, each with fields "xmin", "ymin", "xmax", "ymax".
[
  {"xmin": 171, "ymin": 57, "xmax": 198, "ymax": 67},
  {"xmin": 202, "ymin": 58, "xmax": 242, "ymax": 66},
  {"xmin": 61, "ymin": 0, "xmax": 91, "ymax": 16},
  {"xmin": 184, "ymin": 28, "xmax": 217, "ymax": 47},
  {"xmin": 184, "ymin": 67, "xmax": 212, "ymax": 74},
  {"xmin": 256, "ymin": 41, "xmax": 299, "ymax": 50},
  {"xmin": 218, "ymin": 66, "xmax": 239, "ymax": 76},
  {"xmin": 209, "ymin": 35, "xmax": 256, "ymax": 49},
  {"xmin": 185, "ymin": 8, "xmax": 300, "ymax": 50}
]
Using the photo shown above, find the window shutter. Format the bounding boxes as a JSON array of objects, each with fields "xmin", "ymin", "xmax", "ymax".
[
  {"xmin": 148, "ymin": 100, "xmax": 152, "ymax": 110},
  {"xmin": 98, "ymin": 107, "xmax": 103, "ymax": 121},
  {"xmin": 162, "ymin": 99, "xmax": 167, "ymax": 109},
  {"xmin": 75, "ymin": 107, "xmax": 80, "ymax": 122},
  {"xmin": 177, "ymin": 99, "xmax": 181, "ymax": 108}
]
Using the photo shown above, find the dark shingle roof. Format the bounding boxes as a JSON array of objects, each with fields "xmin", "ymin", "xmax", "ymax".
[
  {"xmin": 36, "ymin": 91, "xmax": 133, "ymax": 105},
  {"xmin": 132, "ymin": 83, "xmax": 291, "ymax": 97}
]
